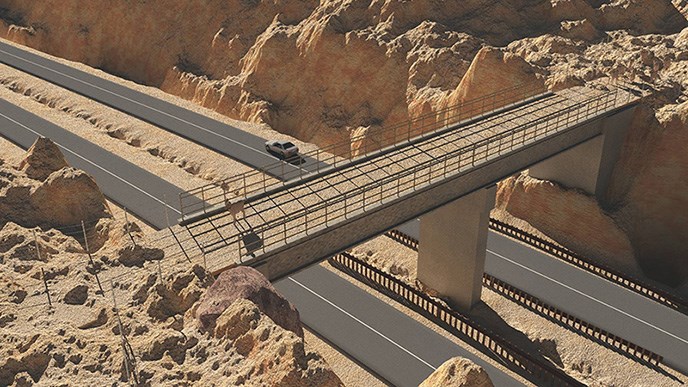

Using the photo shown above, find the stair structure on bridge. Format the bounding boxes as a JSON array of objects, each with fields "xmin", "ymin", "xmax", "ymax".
[{"xmin": 177, "ymin": 82, "xmax": 639, "ymax": 311}]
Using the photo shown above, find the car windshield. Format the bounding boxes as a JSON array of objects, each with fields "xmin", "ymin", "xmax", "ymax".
[{"xmin": 283, "ymin": 142, "xmax": 296, "ymax": 149}]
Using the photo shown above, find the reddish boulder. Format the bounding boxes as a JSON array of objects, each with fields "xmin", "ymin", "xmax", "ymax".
[{"xmin": 196, "ymin": 266, "xmax": 303, "ymax": 337}]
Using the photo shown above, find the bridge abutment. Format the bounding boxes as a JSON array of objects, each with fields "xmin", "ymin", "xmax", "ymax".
[
  {"xmin": 528, "ymin": 108, "xmax": 634, "ymax": 200},
  {"xmin": 417, "ymin": 186, "xmax": 496, "ymax": 312}
]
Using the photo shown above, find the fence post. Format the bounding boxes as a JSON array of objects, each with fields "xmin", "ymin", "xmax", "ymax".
[
  {"xmin": 123, "ymin": 208, "xmax": 136, "ymax": 247},
  {"xmin": 33, "ymin": 230, "xmax": 53, "ymax": 308},
  {"xmin": 157, "ymin": 260, "xmax": 164, "ymax": 286},
  {"xmin": 163, "ymin": 194, "xmax": 171, "ymax": 229},
  {"xmin": 41, "ymin": 267, "xmax": 51, "ymax": 308},
  {"xmin": 82, "ymin": 220, "xmax": 104, "ymax": 295},
  {"xmin": 110, "ymin": 279, "xmax": 138, "ymax": 385},
  {"xmin": 362, "ymin": 188, "xmax": 366, "ymax": 211}
]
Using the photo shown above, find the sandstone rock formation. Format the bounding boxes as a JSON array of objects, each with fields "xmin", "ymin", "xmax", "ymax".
[
  {"xmin": 1, "ymin": 0, "xmax": 688, "ymax": 295},
  {"xmin": 206, "ymin": 298, "xmax": 342, "ymax": 386},
  {"xmin": 496, "ymin": 174, "xmax": 640, "ymax": 274},
  {"xmin": 419, "ymin": 357, "xmax": 494, "ymax": 387},
  {"xmin": 17, "ymin": 137, "xmax": 68, "ymax": 181},
  {"xmin": 437, "ymin": 46, "xmax": 545, "ymax": 113},
  {"xmin": 195, "ymin": 266, "xmax": 303, "ymax": 337},
  {"xmin": 5, "ymin": 0, "xmax": 683, "ymax": 154},
  {"xmin": 0, "ymin": 137, "xmax": 111, "ymax": 229}
]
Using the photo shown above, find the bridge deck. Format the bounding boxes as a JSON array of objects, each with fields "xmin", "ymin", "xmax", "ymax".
[{"xmin": 182, "ymin": 86, "xmax": 637, "ymax": 274}]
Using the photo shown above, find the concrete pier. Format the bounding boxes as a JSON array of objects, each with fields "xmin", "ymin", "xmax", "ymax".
[
  {"xmin": 417, "ymin": 186, "xmax": 496, "ymax": 311},
  {"xmin": 529, "ymin": 107, "xmax": 634, "ymax": 200}
]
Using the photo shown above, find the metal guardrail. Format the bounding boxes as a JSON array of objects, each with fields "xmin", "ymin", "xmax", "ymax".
[
  {"xmin": 179, "ymin": 82, "xmax": 547, "ymax": 219},
  {"xmin": 182, "ymin": 86, "xmax": 636, "ymax": 259},
  {"xmin": 487, "ymin": 219, "xmax": 688, "ymax": 313},
  {"xmin": 385, "ymin": 228, "xmax": 665, "ymax": 365},
  {"xmin": 328, "ymin": 252, "xmax": 585, "ymax": 386},
  {"xmin": 482, "ymin": 274, "xmax": 663, "ymax": 366}
]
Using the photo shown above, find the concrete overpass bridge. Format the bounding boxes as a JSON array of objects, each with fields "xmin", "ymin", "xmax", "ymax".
[{"xmin": 177, "ymin": 82, "xmax": 639, "ymax": 311}]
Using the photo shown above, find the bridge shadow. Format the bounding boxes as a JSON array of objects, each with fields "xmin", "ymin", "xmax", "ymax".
[
  {"xmin": 469, "ymin": 302, "xmax": 565, "ymax": 370},
  {"xmin": 470, "ymin": 297, "xmax": 683, "ymax": 384}
]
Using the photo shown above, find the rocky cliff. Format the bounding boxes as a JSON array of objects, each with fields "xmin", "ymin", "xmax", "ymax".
[{"xmin": 2, "ymin": 0, "xmax": 688, "ymax": 288}]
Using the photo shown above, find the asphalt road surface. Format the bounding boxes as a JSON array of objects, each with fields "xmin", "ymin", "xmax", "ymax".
[
  {"xmin": 0, "ymin": 99, "xmax": 187, "ymax": 229},
  {"xmin": 0, "ymin": 40, "xmax": 327, "ymax": 177},
  {"xmin": 0, "ymin": 101, "xmax": 522, "ymax": 386},
  {"xmin": 397, "ymin": 220, "xmax": 688, "ymax": 373},
  {"xmin": 275, "ymin": 265, "xmax": 522, "ymax": 386},
  {"xmin": 5, "ymin": 38, "xmax": 684, "ymax": 381}
]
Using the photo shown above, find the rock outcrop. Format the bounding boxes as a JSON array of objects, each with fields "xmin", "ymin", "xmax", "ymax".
[
  {"xmin": 17, "ymin": 137, "xmax": 68, "ymax": 181},
  {"xmin": 438, "ymin": 46, "xmax": 545, "ymax": 113},
  {"xmin": 3, "ymin": 0, "xmax": 684, "ymax": 156},
  {"xmin": 419, "ymin": 357, "xmax": 494, "ymax": 387},
  {"xmin": 496, "ymin": 173, "xmax": 640, "ymax": 274},
  {"xmin": 0, "ymin": 138, "xmax": 111, "ymax": 229},
  {"xmin": 206, "ymin": 298, "xmax": 343, "ymax": 386},
  {"xmin": 0, "ymin": 215, "xmax": 342, "ymax": 386},
  {"xmin": 195, "ymin": 266, "xmax": 303, "ymax": 337}
]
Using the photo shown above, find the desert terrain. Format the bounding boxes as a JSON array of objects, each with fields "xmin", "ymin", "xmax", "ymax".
[{"xmin": 1, "ymin": 0, "xmax": 688, "ymax": 386}]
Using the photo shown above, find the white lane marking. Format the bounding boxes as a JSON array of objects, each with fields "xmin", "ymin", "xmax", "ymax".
[
  {"xmin": 487, "ymin": 248, "xmax": 688, "ymax": 345},
  {"xmin": 0, "ymin": 46, "xmax": 266, "ymax": 158},
  {"xmin": 0, "ymin": 109, "xmax": 180, "ymax": 215},
  {"xmin": 287, "ymin": 276, "xmax": 437, "ymax": 371}
]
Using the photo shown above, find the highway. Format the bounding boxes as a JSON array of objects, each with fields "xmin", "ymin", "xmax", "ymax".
[
  {"xmin": 274, "ymin": 265, "xmax": 521, "ymax": 386},
  {"xmin": 0, "ymin": 99, "xmax": 184, "ymax": 229},
  {"xmin": 0, "ymin": 40, "xmax": 327, "ymax": 176},
  {"xmin": 0, "ymin": 102, "xmax": 522, "ymax": 386},
  {"xmin": 3, "ymin": 38, "xmax": 685, "ymax": 382},
  {"xmin": 397, "ymin": 221, "xmax": 688, "ymax": 373}
]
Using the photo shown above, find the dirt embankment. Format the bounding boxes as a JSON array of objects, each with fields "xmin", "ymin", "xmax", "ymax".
[{"xmin": 1, "ymin": 1, "xmax": 688, "ymax": 290}]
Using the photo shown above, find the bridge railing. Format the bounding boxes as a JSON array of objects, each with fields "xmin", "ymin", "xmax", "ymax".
[
  {"xmin": 178, "ymin": 82, "xmax": 546, "ymax": 220},
  {"xmin": 192, "ymin": 86, "xmax": 635, "ymax": 257}
]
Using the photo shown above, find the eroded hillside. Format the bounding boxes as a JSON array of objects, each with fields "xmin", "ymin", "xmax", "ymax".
[{"xmin": 1, "ymin": 0, "xmax": 687, "ymax": 292}]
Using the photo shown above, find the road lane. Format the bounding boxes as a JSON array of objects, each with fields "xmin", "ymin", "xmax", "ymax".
[
  {"xmin": 397, "ymin": 220, "xmax": 688, "ymax": 373},
  {"xmin": 0, "ymin": 101, "xmax": 522, "ymax": 386},
  {"xmin": 0, "ymin": 40, "xmax": 327, "ymax": 176},
  {"xmin": 0, "ymin": 99, "xmax": 185, "ymax": 229},
  {"xmin": 275, "ymin": 265, "xmax": 522, "ymax": 387}
]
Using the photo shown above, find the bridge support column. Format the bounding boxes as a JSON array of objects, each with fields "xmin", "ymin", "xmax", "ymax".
[
  {"xmin": 528, "ymin": 109, "xmax": 633, "ymax": 199},
  {"xmin": 417, "ymin": 186, "xmax": 496, "ymax": 312}
]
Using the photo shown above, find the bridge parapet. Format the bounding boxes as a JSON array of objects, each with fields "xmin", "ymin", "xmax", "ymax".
[
  {"xmin": 178, "ymin": 82, "xmax": 546, "ymax": 223},
  {"xmin": 180, "ymin": 84, "xmax": 639, "ymax": 279}
]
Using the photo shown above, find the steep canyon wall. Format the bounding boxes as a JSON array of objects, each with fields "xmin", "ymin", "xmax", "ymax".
[{"xmin": 2, "ymin": 0, "xmax": 688, "ymax": 289}]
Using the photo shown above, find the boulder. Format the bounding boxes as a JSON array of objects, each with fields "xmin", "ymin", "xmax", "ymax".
[
  {"xmin": 0, "ymin": 138, "xmax": 112, "ymax": 230},
  {"xmin": 30, "ymin": 168, "xmax": 111, "ymax": 227},
  {"xmin": 17, "ymin": 137, "xmax": 68, "ymax": 181},
  {"xmin": 195, "ymin": 266, "xmax": 303, "ymax": 337},
  {"xmin": 419, "ymin": 357, "xmax": 494, "ymax": 387},
  {"xmin": 209, "ymin": 298, "xmax": 343, "ymax": 386}
]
